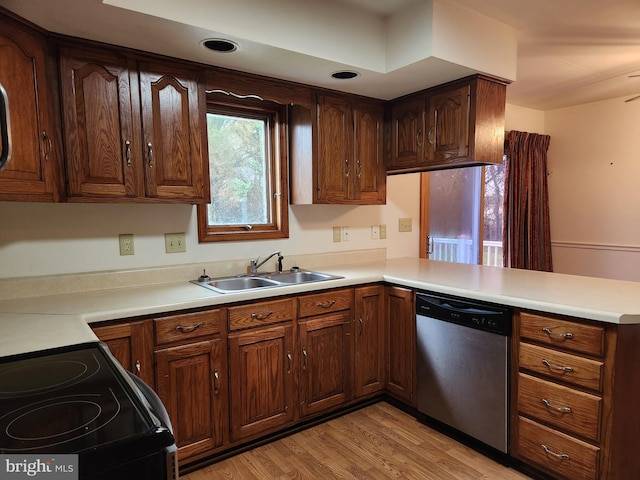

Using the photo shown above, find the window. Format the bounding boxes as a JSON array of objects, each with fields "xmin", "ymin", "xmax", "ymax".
[
  {"xmin": 421, "ymin": 161, "xmax": 505, "ymax": 266},
  {"xmin": 197, "ymin": 99, "xmax": 289, "ymax": 242}
]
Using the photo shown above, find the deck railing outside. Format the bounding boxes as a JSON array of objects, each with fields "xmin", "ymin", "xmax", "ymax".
[{"xmin": 431, "ymin": 238, "xmax": 503, "ymax": 267}]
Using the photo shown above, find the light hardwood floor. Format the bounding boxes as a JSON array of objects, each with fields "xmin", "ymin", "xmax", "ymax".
[{"xmin": 181, "ymin": 402, "xmax": 531, "ymax": 480}]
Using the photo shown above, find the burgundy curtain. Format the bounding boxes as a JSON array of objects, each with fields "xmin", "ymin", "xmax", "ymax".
[{"xmin": 503, "ymin": 130, "xmax": 553, "ymax": 271}]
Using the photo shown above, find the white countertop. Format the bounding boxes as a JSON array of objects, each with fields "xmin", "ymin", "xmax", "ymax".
[{"xmin": 2, "ymin": 257, "xmax": 640, "ymax": 356}]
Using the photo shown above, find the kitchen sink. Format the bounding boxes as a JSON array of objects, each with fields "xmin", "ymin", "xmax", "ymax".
[
  {"xmin": 191, "ymin": 269, "xmax": 343, "ymax": 293},
  {"xmin": 261, "ymin": 271, "xmax": 336, "ymax": 284}
]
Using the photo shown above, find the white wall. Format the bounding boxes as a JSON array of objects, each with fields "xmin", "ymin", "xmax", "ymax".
[
  {"xmin": 505, "ymin": 98, "xmax": 640, "ymax": 281},
  {"xmin": 545, "ymin": 96, "xmax": 640, "ymax": 281},
  {"xmin": 0, "ymin": 174, "xmax": 421, "ymax": 279}
]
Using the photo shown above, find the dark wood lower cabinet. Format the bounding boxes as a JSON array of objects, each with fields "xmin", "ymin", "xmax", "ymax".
[
  {"xmin": 92, "ymin": 319, "xmax": 154, "ymax": 387},
  {"xmin": 298, "ymin": 312, "xmax": 352, "ymax": 418},
  {"xmin": 155, "ymin": 339, "xmax": 226, "ymax": 462},
  {"xmin": 385, "ymin": 285, "xmax": 416, "ymax": 405},
  {"xmin": 354, "ymin": 285, "xmax": 385, "ymax": 398},
  {"xmin": 228, "ymin": 324, "xmax": 295, "ymax": 442}
]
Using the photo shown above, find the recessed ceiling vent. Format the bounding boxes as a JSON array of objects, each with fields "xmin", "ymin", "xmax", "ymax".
[
  {"xmin": 202, "ymin": 38, "xmax": 238, "ymax": 53},
  {"xmin": 331, "ymin": 70, "xmax": 359, "ymax": 80}
]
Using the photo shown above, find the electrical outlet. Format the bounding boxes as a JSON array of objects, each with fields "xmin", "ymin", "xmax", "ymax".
[
  {"xmin": 165, "ymin": 233, "xmax": 186, "ymax": 253},
  {"xmin": 379, "ymin": 224, "xmax": 387, "ymax": 239},
  {"xmin": 371, "ymin": 225, "xmax": 380, "ymax": 240},
  {"xmin": 333, "ymin": 226, "xmax": 342, "ymax": 243},
  {"xmin": 119, "ymin": 234, "xmax": 134, "ymax": 256},
  {"xmin": 398, "ymin": 218, "xmax": 412, "ymax": 232},
  {"xmin": 341, "ymin": 226, "xmax": 350, "ymax": 242}
]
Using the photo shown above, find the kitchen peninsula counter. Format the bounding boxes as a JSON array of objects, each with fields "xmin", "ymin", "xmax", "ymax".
[{"xmin": 1, "ymin": 257, "xmax": 639, "ymax": 327}]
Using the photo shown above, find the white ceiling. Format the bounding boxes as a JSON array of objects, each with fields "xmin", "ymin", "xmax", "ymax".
[{"xmin": 2, "ymin": 0, "xmax": 640, "ymax": 110}]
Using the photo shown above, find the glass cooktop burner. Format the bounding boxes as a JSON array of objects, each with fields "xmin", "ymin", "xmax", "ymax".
[{"xmin": 0, "ymin": 344, "xmax": 151, "ymax": 454}]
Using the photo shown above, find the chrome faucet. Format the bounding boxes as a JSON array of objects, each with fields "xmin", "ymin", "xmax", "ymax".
[{"xmin": 250, "ymin": 251, "xmax": 283, "ymax": 274}]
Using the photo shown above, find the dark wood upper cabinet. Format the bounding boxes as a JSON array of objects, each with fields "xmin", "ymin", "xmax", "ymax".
[
  {"xmin": 290, "ymin": 92, "xmax": 386, "ymax": 205},
  {"xmin": 0, "ymin": 14, "xmax": 61, "ymax": 202},
  {"xmin": 387, "ymin": 75, "xmax": 507, "ymax": 174},
  {"xmin": 58, "ymin": 43, "xmax": 209, "ymax": 203}
]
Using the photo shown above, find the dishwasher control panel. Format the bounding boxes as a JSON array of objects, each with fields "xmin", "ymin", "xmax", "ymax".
[{"xmin": 416, "ymin": 292, "xmax": 512, "ymax": 336}]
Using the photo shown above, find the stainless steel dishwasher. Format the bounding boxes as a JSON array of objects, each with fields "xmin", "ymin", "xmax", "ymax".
[{"xmin": 416, "ymin": 291, "xmax": 512, "ymax": 453}]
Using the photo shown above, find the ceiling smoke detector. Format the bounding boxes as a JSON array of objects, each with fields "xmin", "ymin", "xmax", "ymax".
[
  {"xmin": 331, "ymin": 70, "xmax": 359, "ymax": 80},
  {"xmin": 202, "ymin": 38, "xmax": 238, "ymax": 53}
]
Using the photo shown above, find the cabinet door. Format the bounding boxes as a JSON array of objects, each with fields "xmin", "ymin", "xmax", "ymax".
[
  {"xmin": 426, "ymin": 85, "xmax": 470, "ymax": 163},
  {"xmin": 385, "ymin": 286, "xmax": 415, "ymax": 405},
  {"xmin": 92, "ymin": 320, "xmax": 154, "ymax": 387},
  {"xmin": 353, "ymin": 101, "xmax": 385, "ymax": 204},
  {"xmin": 0, "ymin": 18, "xmax": 59, "ymax": 201},
  {"xmin": 155, "ymin": 339, "xmax": 226, "ymax": 462},
  {"xmin": 139, "ymin": 62, "xmax": 207, "ymax": 202},
  {"xmin": 59, "ymin": 47, "xmax": 142, "ymax": 199},
  {"xmin": 228, "ymin": 324, "xmax": 294, "ymax": 441},
  {"xmin": 389, "ymin": 95, "xmax": 425, "ymax": 170},
  {"xmin": 299, "ymin": 312, "xmax": 352, "ymax": 417},
  {"xmin": 315, "ymin": 94, "xmax": 352, "ymax": 202},
  {"xmin": 354, "ymin": 285, "xmax": 385, "ymax": 398}
]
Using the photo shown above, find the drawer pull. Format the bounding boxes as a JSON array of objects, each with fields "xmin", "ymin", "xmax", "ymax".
[
  {"xmin": 541, "ymin": 444, "xmax": 570, "ymax": 461},
  {"xmin": 542, "ymin": 359, "xmax": 574, "ymax": 373},
  {"xmin": 251, "ymin": 311, "xmax": 273, "ymax": 320},
  {"xmin": 542, "ymin": 327, "xmax": 574, "ymax": 340},
  {"xmin": 175, "ymin": 322, "xmax": 202, "ymax": 333},
  {"xmin": 317, "ymin": 300, "xmax": 336, "ymax": 308},
  {"xmin": 542, "ymin": 398, "xmax": 572, "ymax": 414},
  {"xmin": 212, "ymin": 368, "xmax": 219, "ymax": 394}
]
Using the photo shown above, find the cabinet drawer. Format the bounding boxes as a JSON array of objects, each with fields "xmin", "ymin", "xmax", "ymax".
[
  {"xmin": 519, "ymin": 343, "xmax": 604, "ymax": 392},
  {"xmin": 519, "ymin": 312, "xmax": 605, "ymax": 357},
  {"xmin": 518, "ymin": 373, "xmax": 601, "ymax": 442},
  {"xmin": 516, "ymin": 416, "xmax": 599, "ymax": 480},
  {"xmin": 298, "ymin": 289, "xmax": 352, "ymax": 318},
  {"xmin": 229, "ymin": 298, "xmax": 294, "ymax": 330},
  {"xmin": 155, "ymin": 310, "xmax": 224, "ymax": 345}
]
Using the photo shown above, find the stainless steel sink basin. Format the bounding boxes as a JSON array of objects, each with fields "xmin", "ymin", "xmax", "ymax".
[
  {"xmin": 200, "ymin": 276, "xmax": 281, "ymax": 293},
  {"xmin": 191, "ymin": 269, "xmax": 342, "ymax": 293},
  {"xmin": 262, "ymin": 271, "xmax": 337, "ymax": 284}
]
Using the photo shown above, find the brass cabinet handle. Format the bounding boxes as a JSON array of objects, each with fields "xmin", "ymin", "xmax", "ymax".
[
  {"xmin": 358, "ymin": 317, "xmax": 364, "ymax": 336},
  {"xmin": 356, "ymin": 159, "xmax": 362, "ymax": 178},
  {"xmin": 344, "ymin": 158, "xmax": 350, "ymax": 177},
  {"xmin": 147, "ymin": 142, "xmax": 153, "ymax": 167},
  {"xmin": 212, "ymin": 368, "xmax": 219, "ymax": 395},
  {"xmin": 0, "ymin": 83, "xmax": 12, "ymax": 172},
  {"xmin": 125, "ymin": 140, "xmax": 131, "ymax": 166},
  {"xmin": 302, "ymin": 347, "xmax": 307, "ymax": 370},
  {"xmin": 251, "ymin": 311, "xmax": 273, "ymax": 320},
  {"xmin": 542, "ymin": 398, "xmax": 572, "ymax": 414},
  {"xmin": 287, "ymin": 352, "xmax": 292, "ymax": 374},
  {"xmin": 316, "ymin": 300, "xmax": 336, "ymax": 309},
  {"xmin": 428, "ymin": 125, "xmax": 435, "ymax": 146},
  {"xmin": 541, "ymin": 444, "xmax": 570, "ymax": 461},
  {"xmin": 542, "ymin": 327, "xmax": 574, "ymax": 340},
  {"xmin": 42, "ymin": 131, "xmax": 52, "ymax": 162},
  {"xmin": 416, "ymin": 128, "xmax": 422, "ymax": 147},
  {"xmin": 175, "ymin": 322, "xmax": 202, "ymax": 333},
  {"xmin": 135, "ymin": 360, "xmax": 141, "ymax": 375},
  {"xmin": 542, "ymin": 359, "xmax": 574, "ymax": 373}
]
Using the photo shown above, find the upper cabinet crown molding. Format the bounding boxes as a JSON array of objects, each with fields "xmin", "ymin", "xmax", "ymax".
[{"xmin": 387, "ymin": 75, "xmax": 508, "ymax": 174}]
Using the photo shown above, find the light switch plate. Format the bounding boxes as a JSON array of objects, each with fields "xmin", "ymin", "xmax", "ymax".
[
  {"xmin": 399, "ymin": 218, "xmax": 412, "ymax": 232},
  {"xmin": 165, "ymin": 233, "xmax": 186, "ymax": 253}
]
